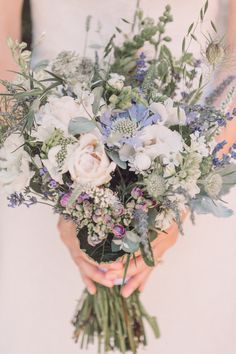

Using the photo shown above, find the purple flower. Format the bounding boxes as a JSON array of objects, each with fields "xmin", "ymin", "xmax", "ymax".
[
  {"xmin": 49, "ymin": 179, "xmax": 57, "ymax": 189},
  {"xmin": 111, "ymin": 203, "xmax": 124, "ymax": 216},
  {"xmin": 112, "ymin": 224, "xmax": 126, "ymax": 238},
  {"xmin": 60, "ymin": 193, "xmax": 71, "ymax": 207},
  {"xmin": 77, "ymin": 192, "xmax": 90, "ymax": 203},
  {"xmin": 135, "ymin": 52, "xmax": 147, "ymax": 85},
  {"xmin": 39, "ymin": 167, "xmax": 48, "ymax": 177},
  {"xmin": 212, "ymin": 140, "xmax": 227, "ymax": 154},
  {"xmin": 231, "ymin": 151, "xmax": 236, "ymax": 159},
  {"xmin": 103, "ymin": 214, "xmax": 112, "ymax": 223},
  {"xmin": 131, "ymin": 187, "xmax": 144, "ymax": 199},
  {"xmin": 136, "ymin": 202, "xmax": 149, "ymax": 212}
]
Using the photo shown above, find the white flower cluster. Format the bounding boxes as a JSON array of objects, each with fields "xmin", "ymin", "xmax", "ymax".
[{"xmin": 0, "ymin": 134, "xmax": 33, "ymax": 195}]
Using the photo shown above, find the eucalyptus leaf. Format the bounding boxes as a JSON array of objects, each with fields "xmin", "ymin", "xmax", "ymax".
[
  {"xmin": 121, "ymin": 231, "xmax": 140, "ymax": 253},
  {"xmin": 111, "ymin": 239, "xmax": 122, "ymax": 252},
  {"xmin": 147, "ymin": 208, "xmax": 158, "ymax": 228},
  {"xmin": 217, "ymin": 164, "xmax": 236, "ymax": 195},
  {"xmin": 191, "ymin": 196, "xmax": 233, "ymax": 217},
  {"xmin": 106, "ymin": 150, "xmax": 127, "ymax": 169},
  {"xmin": 68, "ymin": 117, "xmax": 97, "ymax": 135},
  {"xmin": 140, "ymin": 239, "xmax": 155, "ymax": 267},
  {"xmin": 92, "ymin": 86, "xmax": 104, "ymax": 115}
]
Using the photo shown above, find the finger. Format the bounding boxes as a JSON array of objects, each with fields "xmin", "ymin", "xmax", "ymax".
[
  {"xmin": 81, "ymin": 274, "xmax": 96, "ymax": 295},
  {"xmin": 99, "ymin": 261, "xmax": 124, "ymax": 271},
  {"xmin": 105, "ymin": 255, "xmax": 147, "ymax": 280},
  {"xmin": 138, "ymin": 272, "xmax": 151, "ymax": 292},
  {"xmin": 121, "ymin": 269, "xmax": 152, "ymax": 298},
  {"xmin": 79, "ymin": 259, "xmax": 114, "ymax": 288},
  {"xmin": 58, "ymin": 217, "xmax": 79, "ymax": 250}
]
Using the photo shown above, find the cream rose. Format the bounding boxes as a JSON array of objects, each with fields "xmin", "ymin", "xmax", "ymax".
[
  {"xmin": 68, "ymin": 132, "xmax": 116, "ymax": 186},
  {"xmin": 35, "ymin": 96, "xmax": 93, "ymax": 133}
]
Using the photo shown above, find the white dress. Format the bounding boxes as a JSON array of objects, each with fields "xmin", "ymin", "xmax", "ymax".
[{"xmin": 1, "ymin": 1, "xmax": 236, "ymax": 354}]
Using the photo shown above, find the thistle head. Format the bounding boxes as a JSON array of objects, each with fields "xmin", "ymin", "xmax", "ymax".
[
  {"xmin": 204, "ymin": 173, "xmax": 223, "ymax": 198},
  {"xmin": 205, "ymin": 40, "xmax": 226, "ymax": 67},
  {"xmin": 144, "ymin": 173, "xmax": 166, "ymax": 199}
]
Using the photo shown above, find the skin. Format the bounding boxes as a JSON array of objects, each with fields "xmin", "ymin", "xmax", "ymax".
[
  {"xmin": 0, "ymin": 0, "xmax": 23, "ymax": 83},
  {"xmin": 1, "ymin": 0, "xmax": 236, "ymax": 297},
  {"xmin": 58, "ymin": 216, "xmax": 179, "ymax": 297}
]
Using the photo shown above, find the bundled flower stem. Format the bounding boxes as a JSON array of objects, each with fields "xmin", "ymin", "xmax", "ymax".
[{"xmin": 72, "ymin": 285, "xmax": 160, "ymax": 354}]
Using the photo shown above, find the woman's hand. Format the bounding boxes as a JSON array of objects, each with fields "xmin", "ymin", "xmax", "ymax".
[
  {"xmin": 57, "ymin": 217, "xmax": 123, "ymax": 294},
  {"xmin": 58, "ymin": 216, "xmax": 179, "ymax": 297},
  {"xmin": 105, "ymin": 221, "xmax": 179, "ymax": 298}
]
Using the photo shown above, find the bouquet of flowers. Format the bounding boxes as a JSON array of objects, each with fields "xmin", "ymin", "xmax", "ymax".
[{"xmin": 1, "ymin": 2, "xmax": 236, "ymax": 353}]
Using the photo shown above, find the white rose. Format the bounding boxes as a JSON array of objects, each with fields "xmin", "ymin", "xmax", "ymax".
[
  {"xmin": 139, "ymin": 124, "xmax": 183, "ymax": 159},
  {"xmin": 0, "ymin": 134, "xmax": 33, "ymax": 194},
  {"xmin": 68, "ymin": 132, "xmax": 116, "ymax": 187},
  {"xmin": 107, "ymin": 73, "xmax": 125, "ymax": 91},
  {"xmin": 35, "ymin": 96, "xmax": 92, "ymax": 133},
  {"xmin": 150, "ymin": 98, "xmax": 186, "ymax": 126}
]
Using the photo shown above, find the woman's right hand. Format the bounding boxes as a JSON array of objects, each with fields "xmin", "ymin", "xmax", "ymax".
[{"xmin": 57, "ymin": 216, "xmax": 123, "ymax": 294}]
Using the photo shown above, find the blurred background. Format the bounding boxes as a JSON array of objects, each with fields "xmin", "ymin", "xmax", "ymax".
[{"xmin": 22, "ymin": 0, "xmax": 32, "ymax": 47}]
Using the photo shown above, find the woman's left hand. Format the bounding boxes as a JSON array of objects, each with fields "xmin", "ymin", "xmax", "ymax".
[{"xmin": 105, "ymin": 221, "xmax": 179, "ymax": 298}]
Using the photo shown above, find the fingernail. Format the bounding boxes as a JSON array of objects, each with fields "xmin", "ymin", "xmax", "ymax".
[
  {"xmin": 121, "ymin": 289, "xmax": 131, "ymax": 298},
  {"xmin": 88, "ymin": 287, "xmax": 96, "ymax": 295}
]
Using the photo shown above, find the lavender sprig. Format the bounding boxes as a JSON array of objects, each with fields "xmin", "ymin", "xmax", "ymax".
[{"xmin": 134, "ymin": 209, "xmax": 154, "ymax": 266}]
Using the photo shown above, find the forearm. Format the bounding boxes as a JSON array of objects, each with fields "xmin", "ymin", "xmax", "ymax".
[
  {"xmin": 0, "ymin": 0, "xmax": 23, "ymax": 81},
  {"xmin": 214, "ymin": 0, "xmax": 236, "ymax": 153}
]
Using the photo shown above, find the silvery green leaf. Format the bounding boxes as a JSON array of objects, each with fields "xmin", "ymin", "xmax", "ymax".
[
  {"xmin": 106, "ymin": 150, "xmax": 127, "ymax": 169},
  {"xmin": 121, "ymin": 231, "xmax": 140, "ymax": 253},
  {"xmin": 121, "ymin": 238, "xmax": 140, "ymax": 253},
  {"xmin": 67, "ymin": 184, "xmax": 84, "ymax": 210},
  {"xmin": 111, "ymin": 239, "xmax": 122, "ymax": 252},
  {"xmin": 217, "ymin": 164, "xmax": 236, "ymax": 195},
  {"xmin": 92, "ymin": 86, "xmax": 104, "ymax": 115},
  {"xmin": 148, "ymin": 208, "xmax": 158, "ymax": 228},
  {"xmin": 68, "ymin": 117, "xmax": 97, "ymax": 135},
  {"xmin": 191, "ymin": 196, "xmax": 233, "ymax": 217},
  {"xmin": 140, "ymin": 240, "xmax": 155, "ymax": 267}
]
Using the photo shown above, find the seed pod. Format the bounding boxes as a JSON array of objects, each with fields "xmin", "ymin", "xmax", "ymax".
[{"xmin": 205, "ymin": 41, "xmax": 225, "ymax": 67}]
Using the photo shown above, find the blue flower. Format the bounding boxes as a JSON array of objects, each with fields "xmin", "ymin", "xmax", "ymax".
[{"xmin": 100, "ymin": 103, "xmax": 160, "ymax": 147}]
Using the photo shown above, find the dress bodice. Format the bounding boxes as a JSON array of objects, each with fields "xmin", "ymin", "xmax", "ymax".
[{"xmin": 30, "ymin": 0, "xmax": 225, "ymax": 65}]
